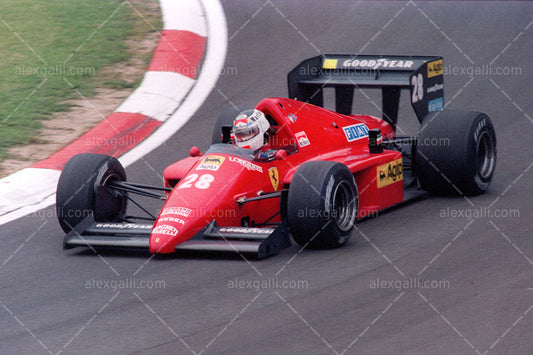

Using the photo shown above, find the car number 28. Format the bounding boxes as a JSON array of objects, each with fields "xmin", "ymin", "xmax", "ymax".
[
  {"xmin": 178, "ymin": 174, "xmax": 214, "ymax": 190},
  {"xmin": 411, "ymin": 73, "xmax": 424, "ymax": 103}
]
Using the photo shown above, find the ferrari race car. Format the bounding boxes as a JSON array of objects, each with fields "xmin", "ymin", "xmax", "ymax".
[{"xmin": 57, "ymin": 55, "xmax": 496, "ymax": 259}]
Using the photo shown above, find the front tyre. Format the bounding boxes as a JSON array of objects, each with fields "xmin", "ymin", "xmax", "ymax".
[
  {"xmin": 56, "ymin": 153, "xmax": 127, "ymax": 233},
  {"xmin": 287, "ymin": 161, "xmax": 358, "ymax": 249},
  {"xmin": 415, "ymin": 110, "xmax": 496, "ymax": 195}
]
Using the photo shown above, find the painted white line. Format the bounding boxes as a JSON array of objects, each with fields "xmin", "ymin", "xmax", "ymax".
[{"xmin": 0, "ymin": 0, "xmax": 227, "ymax": 225}]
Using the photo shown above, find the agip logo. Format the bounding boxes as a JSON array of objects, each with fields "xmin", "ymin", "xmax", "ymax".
[{"xmin": 377, "ymin": 158, "xmax": 403, "ymax": 188}]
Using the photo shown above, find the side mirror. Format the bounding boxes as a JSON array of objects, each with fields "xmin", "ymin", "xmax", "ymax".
[
  {"xmin": 275, "ymin": 149, "xmax": 287, "ymax": 160},
  {"xmin": 189, "ymin": 146, "xmax": 201, "ymax": 157}
]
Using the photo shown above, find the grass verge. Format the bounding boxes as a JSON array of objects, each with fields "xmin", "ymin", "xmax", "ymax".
[{"xmin": 0, "ymin": 0, "xmax": 162, "ymax": 162}]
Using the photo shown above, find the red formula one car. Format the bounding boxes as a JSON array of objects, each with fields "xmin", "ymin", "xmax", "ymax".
[{"xmin": 57, "ymin": 55, "xmax": 496, "ymax": 258}]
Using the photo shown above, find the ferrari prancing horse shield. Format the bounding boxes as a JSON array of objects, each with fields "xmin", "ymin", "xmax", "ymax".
[{"xmin": 269, "ymin": 167, "xmax": 279, "ymax": 190}]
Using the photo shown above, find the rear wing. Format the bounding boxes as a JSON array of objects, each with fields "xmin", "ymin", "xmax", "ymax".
[{"xmin": 287, "ymin": 55, "xmax": 444, "ymax": 130}]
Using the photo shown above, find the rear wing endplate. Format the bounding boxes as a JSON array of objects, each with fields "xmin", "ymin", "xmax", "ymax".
[{"xmin": 288, "ymin": 55, "xmax": 444, "ymax": 129}]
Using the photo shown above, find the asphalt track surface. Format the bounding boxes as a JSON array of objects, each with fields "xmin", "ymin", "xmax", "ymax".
[{"xmin": 1, "ymin": 1, "xmax": 532, "ymax": 354}]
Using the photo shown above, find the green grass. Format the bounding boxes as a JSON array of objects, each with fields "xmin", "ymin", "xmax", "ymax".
[{"xmin": 0, "ymin": 0, "xmax": 161, "ymax": 161}]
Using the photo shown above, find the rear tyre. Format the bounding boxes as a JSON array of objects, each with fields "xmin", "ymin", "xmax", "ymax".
[
  {"xmin": 415, "ymin": 110, "xmax": 496, "ymax": 195},
  {"xmin": 287, "ymin": 161, "xmax": 358, "ymax": 249},
  {"xmin": 56, "ymin": 153, "xmax": 127, "ymax": 233},
  {"xmin": 211, "ymin": 105, "xmax": 254, "ymax": 145}
]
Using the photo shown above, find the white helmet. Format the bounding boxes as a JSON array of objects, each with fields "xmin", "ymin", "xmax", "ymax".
[{"xmin": 232, "ymin": 109, "xmax": 270, "ymax": 150}]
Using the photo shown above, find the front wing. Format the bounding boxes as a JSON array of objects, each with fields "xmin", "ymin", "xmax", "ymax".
[{"xmin": 63, "ymin": 216, "xmax": 291, "ymax": 259}]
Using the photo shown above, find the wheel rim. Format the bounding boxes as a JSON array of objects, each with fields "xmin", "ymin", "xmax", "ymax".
[
  {"xmin": 332, "ymin": 181, "xmax": 357, "ymax": 232},
  {"xmin": 476, "ymin": 131, "xmax": 496, "ymax": 180}
]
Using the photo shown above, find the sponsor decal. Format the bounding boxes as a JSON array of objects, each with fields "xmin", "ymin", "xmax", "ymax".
[
  {"xmin": 377, "ymin": 158, "xmax": 403, "ymax": 188},
  {"xmin": 218, "ymin": 227, "xmax": 273, "ymax": 234},
  {"xmin": 152, "ymin": 224, "xmax": 178, "ymax": 236},
  {"xmin": 197, "ymin": 155, "xmax": 225, "ymax": 171},
  {"xmin": 95, "ymin": 223, "xmax": 152, "ymax": 229},
  {"xmin": 427, "ymin": 59, "xmax": 443, "ymax": 78},
  {"xmin": 428, "ymin": 97, "xmax": 444, "ymax": 112},
  {"xmin": 341, "ymin": 58, "xmax": 414, "ymax": 70},
  {"xmin": 234, "ymin": 109, "xmax": 262, "ymax": 125},
  {"xmin": 269, "ymin": 167, "xmax": 280, "ymax": 190},
  {"xmin": 160, "ymin": 207, "xmax": 192, "ymax": 217},
  {"xmin": 295, "ymin": 131, "xmax": 310, "ymax": 147},
  {"xmin": 228, "ymin": 156, "xmax": 263, "ymax": 172},
  {"xmin": 322, "ymin": 58, "xmax": 338, "ymax": 69},
  {"xmin": 158, "ymin": 217, "xmax": 186, "ymax": 225},
  {"xmin": 426, "ymin": 83, "xmax": 444, "ymax": 94},
  {"xmin": 343, "ymin": 123, "xmax": 369, "ymax": 142},
  {"xmin": 287, "ymin": 113, "xmax": 297, "ymax": 123}
]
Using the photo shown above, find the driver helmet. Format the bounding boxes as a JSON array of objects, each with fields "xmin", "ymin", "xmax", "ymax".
[{"xmin": 232, "ymin": 109, "xmax": 270, "ymax": 150}]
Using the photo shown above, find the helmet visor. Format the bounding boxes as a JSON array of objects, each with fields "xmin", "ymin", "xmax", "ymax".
[{"xmin": 234, "ymin": 125, "xmax": 260, "ymax": 143}]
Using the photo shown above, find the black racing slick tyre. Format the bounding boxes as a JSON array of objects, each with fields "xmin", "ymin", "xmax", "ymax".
[
  {"xmin": 415, "ymin": 110, "xmax": 496, "ymax": 196},
  {"xmin": 56, "ymin": 153, "xmax": 127, "ymax": 233},
  {"xmin": 287, "ymin": 161, "xmax": 358, "ymax": 249}
]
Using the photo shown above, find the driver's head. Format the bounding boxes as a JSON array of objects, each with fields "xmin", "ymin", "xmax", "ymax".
[{"xmin": 232, "ymin": 109, "xmax": 270, "ymax": 150}]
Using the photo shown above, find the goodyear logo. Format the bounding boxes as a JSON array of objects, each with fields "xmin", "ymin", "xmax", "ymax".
[
  {"xmin": 427, "ymin": 59, "xmax": 443, "ymax": 78},
  {"xmin": 377, "ymin": 158, "xmax": 403, "ymax": 188},
  {"xmin": 343, "ymin": 123, "xmax": 369, "ymax": 142},
  {"xmin": 342, "ymin": 58, "xmax": 414, "ymax": 69},
  {"xmin": 322, "ymin": 58, "xmax": 338, "ymax": 69}
]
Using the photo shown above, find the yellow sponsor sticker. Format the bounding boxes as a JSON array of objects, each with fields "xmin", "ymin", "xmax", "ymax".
[
  {"xmin": 377, "ymin": 158, "xmax": 403, "ymax": 188},
  {"xmin": 323, "ymin": 59, "xmax": 338, "ymax": 69},
  {"xmin": 269, "ymin": 167, "xmax": 279, "ymax": 190},
  {"xmin": 427, "ymin": 59, "xmax": 443, "ymax": 78},
  {"xmin": 196, "ymin": 155, "xmax": 225, "ymax": 171}
]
